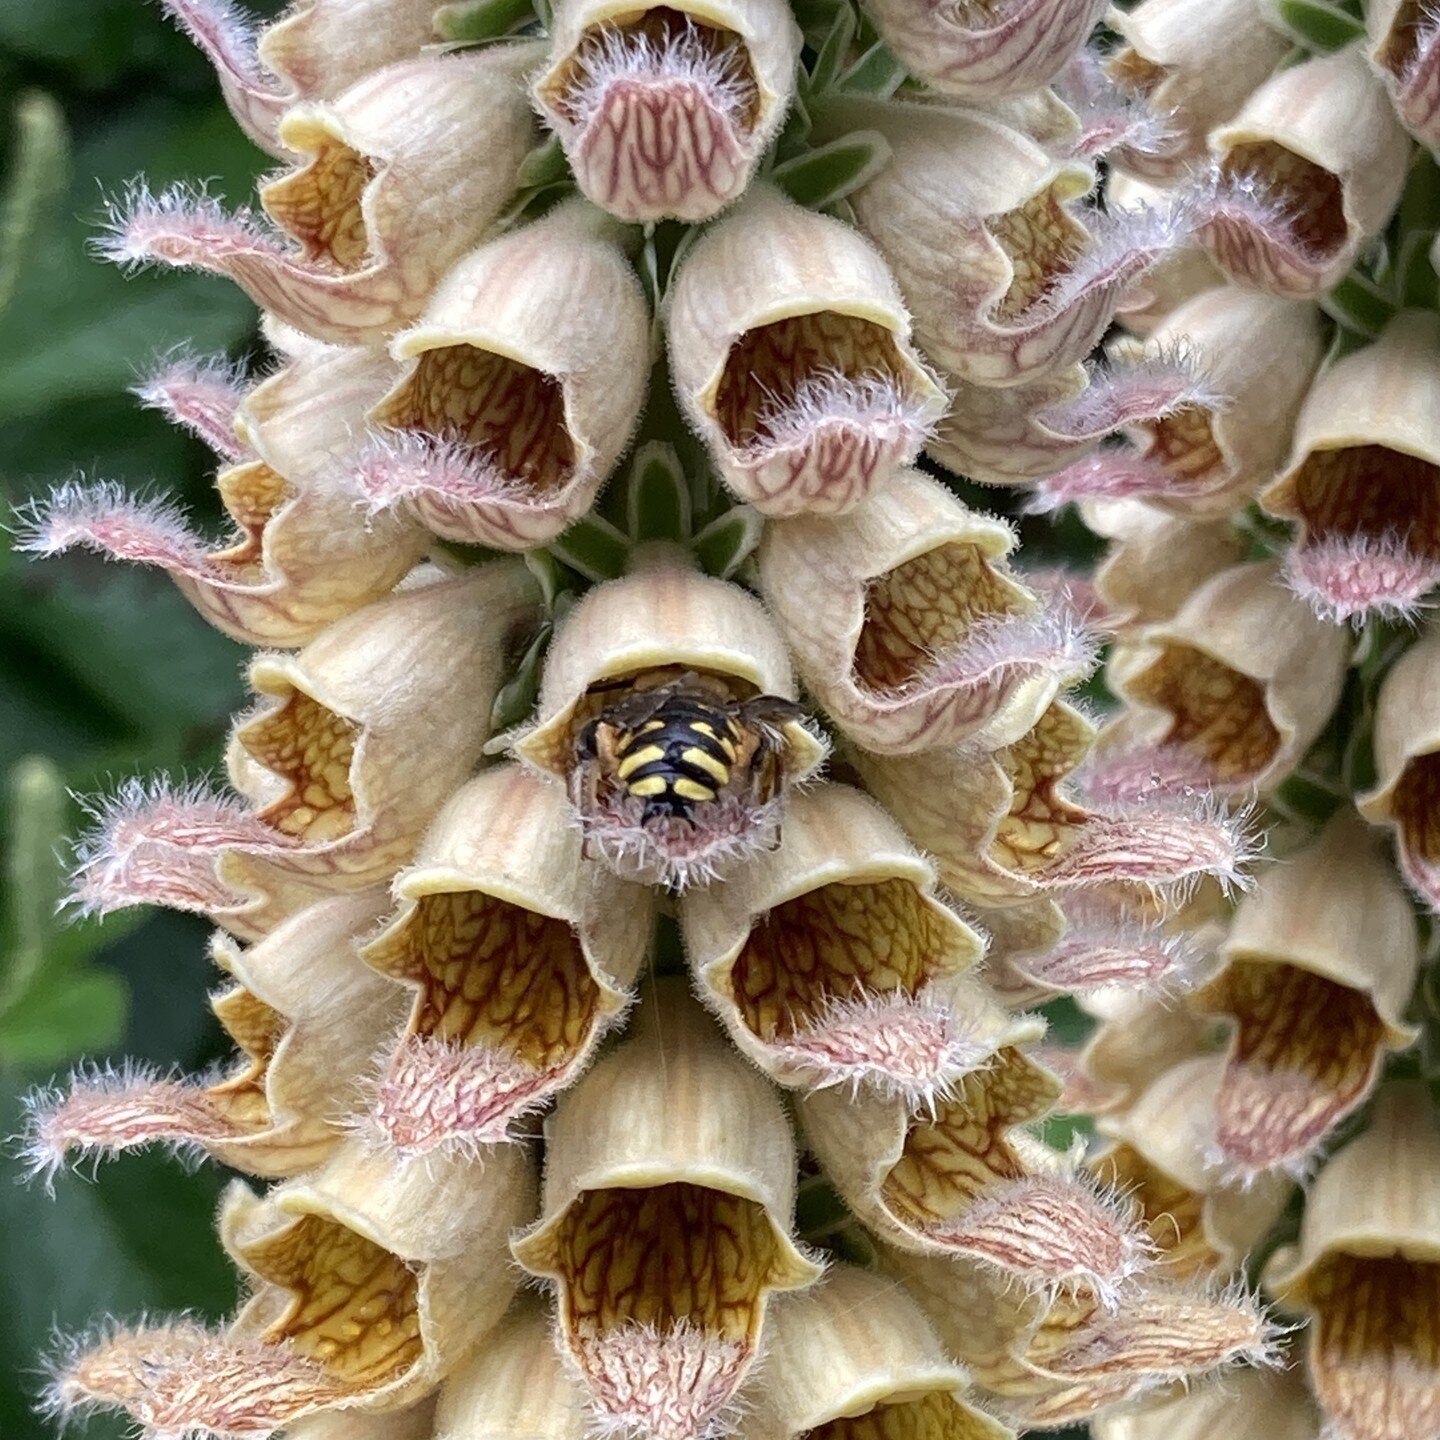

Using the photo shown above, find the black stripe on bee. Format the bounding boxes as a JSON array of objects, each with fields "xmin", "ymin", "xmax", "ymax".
[{"xmin": 613, "ymin": 703, "xmax": 743, "ymax": 818}]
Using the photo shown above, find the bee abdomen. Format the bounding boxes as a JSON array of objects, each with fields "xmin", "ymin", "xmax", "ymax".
[{"xmin": 614, "ymin": 710, "xmax": 739, "ymax": 815}]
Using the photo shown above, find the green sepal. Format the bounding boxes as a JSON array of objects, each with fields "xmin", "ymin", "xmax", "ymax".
[
  {"xmin": 1273, "ymin": 0, "xmax": 1365, "ymax": 51},
  {"xmin": 1321, "ymin": 269, "xmax": 1398, "ymax": 340},
  {"xmin": 807, "ymin": 3, "xmax": 858, "ymax": 94},
  {"xmin": 770, "ymin": 129, "xmax": 891, "ymax": 210},
  {"xmin": 625, "ymin": 441, "xmax": 694, "ymax": 543},
  {"xmin": 837, "ymin": 39, "xmax": 908, "ymax": 97},
  {"xmin": 515, "ymin": 134, "xmax": 570, "ymax": 190},
  {"xmin": 434, "ymin": 0, "xmax": 538, "ymax": 41},
  {"xmin": 522, "ymin": 546, "xmax": 571, "ymax": 611},
  {"xmin": 488, "ymin": 620, "xmax": 554, "ymax": 735},
  {"xmin": 691, "ymin": 505, "xmax": 764, "ymax": 578},
  {"xmin": 0, "ymin": 91, "xmax": 68, "ymax": 316},
  {"xmin": 547, "ymin": 513, "xmax": 632, "ymax": 582}
]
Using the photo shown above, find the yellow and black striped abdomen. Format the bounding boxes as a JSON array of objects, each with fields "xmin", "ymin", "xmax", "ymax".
[{"xmin": 613, "ymin": 700, "xmax": 742, "ymax": 820}]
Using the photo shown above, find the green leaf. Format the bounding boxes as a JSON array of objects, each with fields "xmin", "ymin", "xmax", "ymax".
[
  {"xmin": 515, "ymin": 133, "xmax": 570, "ymax": 190},
  {"xmin": 434, "ymin": 0, "xmax": 537, "ymax": 40},
  {"xmin": 0, "ymin": 757, "xmax": 69, "ymax": 1009},
  {"xmin": 837, "ymin": 39, "xmax": 908, "ymax": 97},
  {"xmin": 488, "ymin": 620, "xmax": 553, "ymax": 735},
  {"xmin": 1274, "ymin": 0, "xmax": 1365, "ymax": 51},
  {"xmin": 808, "ymin": 3, "xmax": 858, "ymax": 94},
  {"xmin": 0, "ymin": 968, "xmax": 127, "ymax": 1068},
  {"xmin": 0, "ymin": 92, "xmax": 68, "ymax": 316},
  {"xmin": 691, "ymin": 506, "xmax": 763, "ymax": 578},
  {"xmin": 769, "ymin": 130, "xmax": 891, "ymax": 210},
  {"xmin": 1320, "ymin": 270, "xmax": 1398, "ymax": 340},
  {"xmin": 625, "ymin": 442, "xmax": 693, "ymax": 543},
  {"xmin": 547, "ymin": 514, "xmax": 631, "ymax": 582}
]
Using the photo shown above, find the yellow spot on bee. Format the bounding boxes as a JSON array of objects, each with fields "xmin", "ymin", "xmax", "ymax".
[
  {"xmin": 616, "ymin": 744, "xmax": 666, "ymax": 780},
  {"xmin": 681, "ymin": 746, "xmax": 731, "ymax": 785},
  {"xmin": 673, "ymin": 778, "xmax": 715, "ymax": 802},
  {"xmin": 629, "ymin": 776, "xmax": 670, "ymax": 798}
]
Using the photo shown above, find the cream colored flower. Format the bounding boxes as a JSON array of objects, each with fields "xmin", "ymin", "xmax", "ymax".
[
  {"xmin": 1267, "ymin": 1084, "xmax": 1440, "ymax": 1440},
  {"xmin": 25, "ymin": 891, "xmax": 404, "ymax": 1179},
  {"xmin": 667, "ymin": 186, "xmax": 948, "ymax": 516},
  {"xmin": 18, "ymin": 345, "xmax": 428, "ymax": 646},
  {"xmin": 1263, "ymin": 310, "xmax": 1440, "ymax": 622},
  {"xmin": 531, "ymin": 0, "xmax": 801, "ymax": 222},
  {"xmin": 1198, "ymin": 44, "xmax": 1410, "ymax": 298},
  {"xmin": 681, "ymin": 782, "xmax": 987, "ymax": 1103},
  {"xmin": 1369, "ymin": 0, "xmax": 1440, "ymax": 148},
  {"xmin": 353, "ymin": 200, "xmax": 652, "ymax": 550},
  {"xmin": 359, "ymin": 764, "xmax": 654, "ymax": 1156},
  {"xmin": 1192, "ymin": 813, "xmax": 1418, "ymax": 1178},
  {"xmin": 1359, "ymin": 620, "xmax": 1440, "ymax": 912},
  {"xmin": 100, "ymin": 48, "xmax": 542, "ymax": 343},
  {"xmin": 51, "ymin": 1140, "xmax": 536, "ymax": 1437},
  {"xmin": 511, "ymin": 980, "xmax": 820, "ymax": 1440},
  {"xmin": 1091, "ymin": 1364, "xmax": 1321, "ymax": 1440},
  {"xmin": 514, "ymin": 552, "xmax": 825, "ymax": 886},
  {"xmin": 71, "ymin": 564, "xmax": 541, "ymax": 938},
  {"xmin": 757, "ymin": 468, "xmax": 1093, "ymax": 754}
]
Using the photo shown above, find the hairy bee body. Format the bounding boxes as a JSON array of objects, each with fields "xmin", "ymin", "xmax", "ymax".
[{"xmin": 574, "ymin": 672, "xmax": 803, "ymax": 827}]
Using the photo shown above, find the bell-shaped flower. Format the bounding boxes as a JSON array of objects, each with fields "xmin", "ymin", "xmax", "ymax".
[
  {"xmin": 513, "ymin": 551, "xmax": 825, "ymax": 887},
  {"xmin": 1359, "ymin": 621, "xmax": 1440, "ymax": 912},
  {"xmin": 886, "ymin": 1240, "xmax": 1276, "ymax": 1427},
  {"xmin": 1192, "ymin": 813, "xmax": 1419, "ymax": 1180},
  {"xmin": 1266, "ymin": 1084, "xmax": 1440, "ymax": 1440},
  {"xmin": 1262, "ymin": 310, "xmax": 1440, "ymax": 622},
  {"xmin": 358, "ymin": 765, "xmax": 654, "ymax": 1157},
  {"xmin": 680, "ymin": 783, "xmax": 987, "ymax": 1105},
  {"xmin": 100, "ymin": 48, "xmax": 542, "ymax": 343},
  {"xmin": 18, "ymin": 345, "xmax": 428, "ymax": 646},
  {"xmin": 24, "ymin": 891, "xmax": 404, "ymax": 1180},
  {"xmin": 1092, "ymin": 1054, "xmax": 1293, "ymax": 1280},
  {"xmin": 1099, "ymin": 560, "xmax": 1350, "ymax": 799},
  {"xmin": 71, "ymin": 563, "xmax": 541, "ymax": 938},
  {"xmin": 1197, "ymin": 44, "xmax": 1409, "ymax": 298},
  {"xmin": 747, "ymin": 1264, "xmax": 1013, "ymax": 1440},
  {"xmin": 801, "ymin": 1010, "xmax": 1154, "ymax": 1299},
  {"xmin": 757, "ymin": 469, "xmax": 1095, "ymax": 754},
  {"xmin": 49, "ymin": 1140, "xmax": 535, "ymax": 1438},
  {"xmin": 859, "ymin": 0, "xmax": 1107, "ymax": 99},
  {"xmin": 667, "ymin": 185, "xmax": 947, "ymax": 516},
  {"xmin": 1369, "ymin": 0, "xmax": 1440, "ymax": 148},
  {"xmin": 1107, "ymin": 0, "xmax": 1291, "ymax": 177},
  {"xmin": 854, "ymin": 698, "xmax": 1254, "ymax": 907},
  {"xmin": 531, "ymin": 0, "xmax": 800, "ymax": 222},
  {"xmin": 352, "ymin": 200, "xmax": 651, "ymax": 550},
  {"xmin": 511, "ymin": 980, "xmax": 821, "ymax": 1440}
]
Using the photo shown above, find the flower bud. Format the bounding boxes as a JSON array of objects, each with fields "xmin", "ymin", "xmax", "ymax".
[
  {"xmin": 801, "ymin": 1012, "xmax": 1153, "ymax": 1298},
  {"xmin": 1082, "ymin": 498, "xmax": 1242, "ymax": 631},
  {"xmin": 514, "ymin": 553, "xmax": 825, "ymax": 887},
  {"xmin": 1106, "ymin": 173, "xmax": 1222, "ymax": 335},
  {"xmin": 354, "ymin": 200, "xmax": 651, "ymax": 550},
  {"xmin": 747, "ymin": 1264, "xmax": 1012, "ymax": 1440},
  {"xmin": 72, "ymin": 564, "xmax": 542, "ymax": 938},
  {"xmin": 359, "ymin": 765, "xmax": 654, "ymax": 1156},
  {"xmin": 531, "ymin": 0, "xmax": 800, "ymax": 222},
  {"xmin": 862, "ymin": 0, "xmax": 1107, "ymax": 98},
  {"xmin": 756, "ymin": 469, "xmax": 1094, "ymax": 753},
  {"xmin": 680, "ymin": 783, "xmax": 986, "ymax": 1104},
  {"xmin": 1101, "ymin": 560, "xmax": 1350, "ymax": 798},
  {"xmin": 1359, "ymin": 621, "xmax": 1440, "ymax": 911},
  {"xmin": 161, "ymin": 0, "xmax": 442, "ymax": 154},
  {"xmin": 1092, "ymin": 1365, "xmax": 1321, "ymax": 1440},
  {"xmin": 17, "ymin": 345, "xmax": 428, "ymax": 647},
  {"xmin": 666, "ymin": 186, "xmax": 947, "ymax": 517},
  {"xmin": 847, "ymin": 103, "xmax": 1179, "ymax": 388},
  {"xmin": 24, "ymin": 891, "xmax": 404, "ymax": 1180},
  {"xmin": 432, "ymin": 1301, "xmax": 587, "ymax": 1440},
  {"xmin": 1369, "ymin": 0, "xmax": 1440, "ymax": 148},
  {"xmin": 1262, "ymin": 310, "xmax": 1440, "ymax": 622},
  {"xmin": 1193, "ymin": 813, "xmax": 1419, "ymax": 1179},
  {"xmin": 51, "ymin": 1140, "xmax": 536, "ymax": 1437},
  {"xmin": 1092, "ymin": 1054, "xmax": 1292, "ymax": 1280},
  {"xmin": 101, "ymin": 49, "xmax": 542, "ymax": 344},
  {"xmin": 1198, "ymin": 44, "xmax": 1409, "ymax": 298},
  {"xmin": 1109, "ymin": 286, "xmax": 1326, "ymax": 516},
  {"xmin": 1266, "ymin": 1084, "xmax": 1440, "ymax": 1440},
  {"xmin": 885, "ymin": 1241, "xmax": 1276, "ymax": 1427},
  {"xmin": 1108, "ymin": 0, "xmax": 1291, "ymax": 177},
  {"xmin": 853, "ymin": 699, "xmax": 1252, "ymax": 905},
  {"xmin": 511, "ymin": 979, "xmax": 820, "ymax": 1440}
]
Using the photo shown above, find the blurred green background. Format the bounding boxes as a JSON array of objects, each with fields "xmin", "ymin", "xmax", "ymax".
[{"xmin": 0, "ymin": 3, "xmax": 287, "ymax": 1434}]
